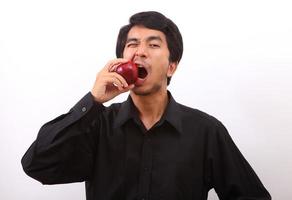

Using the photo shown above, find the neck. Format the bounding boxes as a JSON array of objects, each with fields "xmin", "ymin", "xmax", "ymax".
[{"xmin": 130, "ymin": 90, "xmax": 169, "ymax": 130}]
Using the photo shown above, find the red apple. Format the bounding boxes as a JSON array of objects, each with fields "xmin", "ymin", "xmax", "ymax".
[{"xmin": 115, "ymin": 61, "xmax": 138, "ymax": 84}]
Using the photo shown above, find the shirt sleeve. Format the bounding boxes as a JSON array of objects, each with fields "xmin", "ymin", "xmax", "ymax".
[
  {"xmin": 207, "ymin": 122, "xmax": 271, "ymax": 200},
  {"xmin": 21, "ymin": 92, "xmax": 103, "ymax": 184}
]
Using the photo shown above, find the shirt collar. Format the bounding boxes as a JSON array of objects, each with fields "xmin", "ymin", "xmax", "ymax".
[
  {"xmin": 113, "ymin": 91, "xmax": 183, "ymax": 134},
  {"xmin": 161, "ymin": 91, "xmax": 183, "ymax": 133},
  {"xmin": 113, "ymin": 95, "xmax": 138, "ymax": 129}
]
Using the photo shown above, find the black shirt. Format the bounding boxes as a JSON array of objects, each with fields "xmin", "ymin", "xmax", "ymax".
[{"xmin": 21, "ymin": 92, "xmax": 271, "ymax": 200}]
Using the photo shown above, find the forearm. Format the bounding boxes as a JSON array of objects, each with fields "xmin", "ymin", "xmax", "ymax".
[{"xmin": 21, "ymin": 92, "xmax": 103, "ymax": 184}]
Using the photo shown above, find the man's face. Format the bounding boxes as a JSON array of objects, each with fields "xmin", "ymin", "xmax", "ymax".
[{"xmin": 123, "ymin": 25, "xmax": 177, "ymax": 96}]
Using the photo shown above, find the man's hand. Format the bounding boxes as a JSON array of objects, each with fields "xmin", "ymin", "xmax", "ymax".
[{"xmin": 91, "ymin": 59, "xmax": 135, "ymax": 103}]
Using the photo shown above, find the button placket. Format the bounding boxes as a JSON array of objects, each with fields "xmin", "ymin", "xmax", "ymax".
[{"xmin": 138, "ymin": 134, "xmax": 153, "ymax": 199}]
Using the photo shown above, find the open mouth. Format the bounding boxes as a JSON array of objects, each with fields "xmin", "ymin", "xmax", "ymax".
[{"xmin": 137, "ymin": 66, "xmax": 148, "ymax": 79}]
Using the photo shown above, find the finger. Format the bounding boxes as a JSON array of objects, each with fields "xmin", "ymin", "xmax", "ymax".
[
  {"xmin": 120, "ymin": 84, "xmax": 135, "ymax": 93},
  {"xmin": 105, "ymin": 75, "xmax": 125, "ymax": 89},
  {"xmin": 112, "ymin": 82, "xmax": 124, "ymax": 91},
  {"xmin": 105, "ymin": 72, "xmax": 128, "ymax": 87},
  {"xmin": 112, "ymin": 73, "xmax": 129, "ymax": 88},
  {"xmin": 107, "ymin": 59, "xmax": 129, "ymax": 72}
]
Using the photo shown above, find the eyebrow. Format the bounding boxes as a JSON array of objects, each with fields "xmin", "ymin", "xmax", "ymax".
[{"xmin": 126, "ymin": 36, "xmax": 163, "ymax": 44}]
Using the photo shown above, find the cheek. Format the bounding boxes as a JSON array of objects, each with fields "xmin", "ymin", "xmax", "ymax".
[
  {"xmin": 122, "ymin": 48, "xmax": 135, "ymax": 59},
  {"xmin": 154, "ymin": 61, "xmax": 170, "ymax": 77},
  {"xmin": 153, "ymin": 49, "xmax": 170, "ymax": 63}
]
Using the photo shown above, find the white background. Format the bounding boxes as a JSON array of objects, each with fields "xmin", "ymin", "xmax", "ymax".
[{"xmin": 1, "ymin": 0, "xmax": 291, "ymax": 199}]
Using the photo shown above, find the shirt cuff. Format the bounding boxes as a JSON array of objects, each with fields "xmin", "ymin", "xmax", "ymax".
[{"xmin": 71, "ymin": 92, "xmax": 103, "ymax": 118}]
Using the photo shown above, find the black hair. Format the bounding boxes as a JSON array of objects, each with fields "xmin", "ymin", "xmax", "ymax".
[{"xmin": 116, "ymin": 11, "xmax": 183, "ymax": 85}]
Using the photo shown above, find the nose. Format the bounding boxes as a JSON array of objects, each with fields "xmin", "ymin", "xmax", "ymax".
[{"xmin": 134, "ymin": 44, "xmax": 147, "ymax": 58}]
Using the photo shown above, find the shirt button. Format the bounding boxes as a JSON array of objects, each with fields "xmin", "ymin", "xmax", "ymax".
[{"xmin": 81, "ymin": 107, "xmax": 87, "ymax": 112}]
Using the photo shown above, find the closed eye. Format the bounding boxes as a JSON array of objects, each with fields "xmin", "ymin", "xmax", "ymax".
[{"xmin": 126, "ymin": 43, "xmax": 138, "ymax": 48}]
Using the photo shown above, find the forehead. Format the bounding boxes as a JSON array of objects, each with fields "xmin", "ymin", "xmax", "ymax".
[{"xmin": 127, "ymin": 25, "xmax": 167, "ymax": 42}]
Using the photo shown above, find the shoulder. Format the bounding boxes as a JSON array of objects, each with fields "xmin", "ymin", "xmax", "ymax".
[
  {"xmin": 102, "ymin": 102, "xmax": 122, "ymax": 115},
  {"xmin": 177, "ymin": 103, "xmax": 224, "ymax": 129},
  {"xmin": 176, "ymin": 103, "xmax": 232, "ymax": 146}
]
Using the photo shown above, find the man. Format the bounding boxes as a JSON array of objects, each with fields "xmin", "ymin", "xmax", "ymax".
[{"xmin": 22, "ymin": 11, "xmax": 271, "ymax": 200}]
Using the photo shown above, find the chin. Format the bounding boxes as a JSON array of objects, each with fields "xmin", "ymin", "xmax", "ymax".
[
  {"xmin": 131, "ymin": 88, "xmax": 151, "ymax": 96},
  {"xmin": 131, "ymin": 84, "xmax": 163, "ymax": 96}
]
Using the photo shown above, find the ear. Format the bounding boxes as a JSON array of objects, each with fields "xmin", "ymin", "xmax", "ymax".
[{"xmin": 167, "ymin": 62, "xmax": 178, "ymax": 78}]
